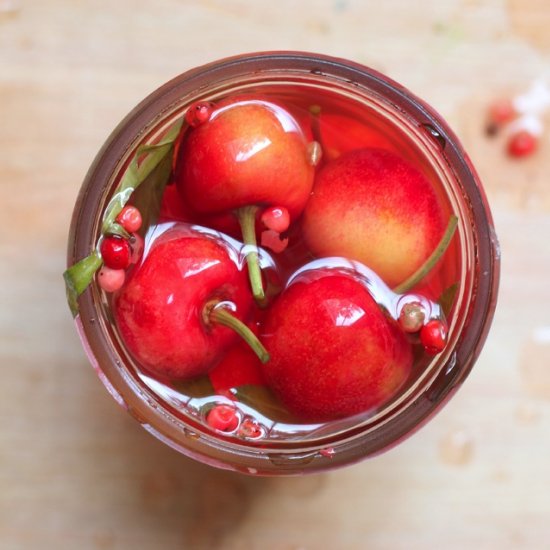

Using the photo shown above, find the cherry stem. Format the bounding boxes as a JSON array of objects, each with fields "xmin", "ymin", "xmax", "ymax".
[
  {"xmin": 393, "ymin": 215, "xmax": 459, "ymax": 294},
  {"xmin": 208, "ymin": 304, "xmax": 270, "ymax": 364},
  {"xmin": 235, "ymin": 205, "xmax": 266, "ymax": 304}
]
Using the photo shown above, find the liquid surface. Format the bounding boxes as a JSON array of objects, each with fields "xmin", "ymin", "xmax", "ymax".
[{"xmin": 105, "ymin": 83, "xmax": 461, "ymax": 443}]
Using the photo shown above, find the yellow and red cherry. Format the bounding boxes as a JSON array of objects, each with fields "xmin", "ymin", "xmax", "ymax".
[
  {"xmin": 303, "ymin": 148, "xmax": 446, "ymax": 289},
  {"xmin": 175, "ymin": 97, "xmax": 315, "ymax": 302}
]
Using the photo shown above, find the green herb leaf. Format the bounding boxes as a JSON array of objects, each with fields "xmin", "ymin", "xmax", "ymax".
[
  {"xmin": 101, "ymin": 118, "xmax": 184, "ymax": 235},
  {"xmin": 129, "ymin": 151, "xmax": 173, "ymax": 235},
  {"xmin": 63, "ymin": 252, "xmax": 103, "ymax": 317},
  {"xmin": 438, "ymin": 281, "xmax": 459, "ymax": 318},
  {"xmin": 63, "ymin": 116, "xmax": 185, "ymax": 317}
]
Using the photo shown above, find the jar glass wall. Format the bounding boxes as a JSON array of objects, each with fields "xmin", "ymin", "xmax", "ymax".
[{"xmin": 67, "ymin": 52, "xmax": 499, "ymax": 475}]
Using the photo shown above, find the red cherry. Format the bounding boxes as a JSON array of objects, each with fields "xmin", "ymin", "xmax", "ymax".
[
  {"xmin": 114, "ymin": 227, "xmax": 267, "ymax": 380},
  {"xmin": 100, "ymin": 236, "xmax": 131, "ymax": 270},
  {"xmin": 261, "ymin": 272, "xmax": 413, "ymax": 421},
  {"xmin": 116, "ymin": 205, "xmax": 142, "ymax": 233},
  {"xmin": 261, "ymin": 206, "xmax": 290, "ymax": 233},
  {"xmin": 175, "ymin": 96, "xmax": 315, "ymax": 301},
  {"xmin": 185, "ymin": 101, "xmax": 214, "ymax": 127},
  {"xmin": 206, "ymin": 404, "xmax": 240, "ymax": 432},
  {"xmin": 176, "ymin": 98, "xmax": 313, "ymax": 219},
  {"xmin": 507, "ymin": 130, "xmax": 538, "ymax": 158},
  {"xmin": 420, "ymin": 319, "xmax": 448, "ymax": 355}
]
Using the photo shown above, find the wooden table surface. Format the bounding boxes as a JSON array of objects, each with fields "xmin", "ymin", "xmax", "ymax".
[{"xmin": 2, "ymin": 1, "xmax": 550, "ymax": 548}]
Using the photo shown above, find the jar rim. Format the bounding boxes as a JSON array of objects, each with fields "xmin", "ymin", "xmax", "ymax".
[{"xmin": 67, "ymin": 51, "xmax": 500, "ymax": 475}]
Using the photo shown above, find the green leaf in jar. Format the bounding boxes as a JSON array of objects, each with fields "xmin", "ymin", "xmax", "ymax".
[
  {"xmin": 129, "ymin": 151, "xmax": 174, "ymax": 236},
  {"xmin": 63, "ymin": 251, "xmax": 103, "ymax": 317},
  {"xmin": 63, "ymin": 117, "xmax": 185, "ymax": 318}
]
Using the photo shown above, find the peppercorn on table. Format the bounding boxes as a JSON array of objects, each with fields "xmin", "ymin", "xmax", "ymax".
[{"xmin": 1, "ymin": 1, "xmax": 550, "ymax": 548}]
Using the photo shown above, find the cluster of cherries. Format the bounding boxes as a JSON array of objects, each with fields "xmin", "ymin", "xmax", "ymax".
[{"xmin": 98, "ymin": 94, "xmax": 452, "ymax": 428}]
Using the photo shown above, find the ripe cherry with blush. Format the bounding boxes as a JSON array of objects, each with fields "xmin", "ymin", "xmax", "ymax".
[
  {"xmin": 260, "ymin": 271, "xmax": 413, "ymax": 421},
  {"xmin": 114, "ymin": 227, "xmax": 268, "ymax": 380},
  {"xmin": 303, "ymin": 148, "xmax": 447, "ymax": 289},
  {"xmin": 175, "ymin": 97, "xmax": 315, "ymax": 302}
]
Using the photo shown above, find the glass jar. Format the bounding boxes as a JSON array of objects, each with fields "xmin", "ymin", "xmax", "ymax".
[{"xmin": 66, "ymin": 52, "xmax": 500, "ymax": 475}]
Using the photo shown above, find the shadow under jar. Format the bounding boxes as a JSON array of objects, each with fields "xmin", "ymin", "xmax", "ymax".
[{"xmin": 66, "ymin": 52, "xmax": 500, "ymax": 475}]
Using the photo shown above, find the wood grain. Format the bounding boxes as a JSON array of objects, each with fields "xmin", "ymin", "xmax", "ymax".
[{"xmin": 1, "ymin": 1, "xmax": 550, "ymax": 548}]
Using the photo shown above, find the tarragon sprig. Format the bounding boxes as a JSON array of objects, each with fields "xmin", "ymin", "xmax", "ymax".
[{"xmin": 63, "ymin": 117, "xmax": 184, "ymax": 318}]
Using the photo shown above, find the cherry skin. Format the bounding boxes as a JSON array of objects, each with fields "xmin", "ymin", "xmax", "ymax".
[
  {"xmin": 209, "ymin": 341, "xmax": 267, "ymax": 395},
  {"xmin": 302, "ymin": 148, "xmax": 446, "ymax": 288},
  {"xmin": 260, "ymin": 272, "xmax": 413, "ymax": 421},
  {"xmin": 100, "ymin": 236, "xmax": 131, "ymax": 270},
  {"xmin": 114, "ymin": 226, "xmax": 265, "ymax": 380},
  {"xmin": 175, "ymin": 97, "xmax": 315, "ymax": 301},
  {"xmin": 176, "ymin": 97, "xmax": 314, "ymax": 220}
]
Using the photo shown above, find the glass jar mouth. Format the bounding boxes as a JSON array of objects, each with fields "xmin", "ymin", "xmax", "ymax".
[{"xmin": 67, "ymin": 51, "xmax": 500, "ymax": 475}]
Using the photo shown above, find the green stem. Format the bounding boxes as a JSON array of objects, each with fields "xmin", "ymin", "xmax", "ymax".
[
  {"xmin": 208, "ymin": 304, "xmax": 270, "ymax": 364},
  {"xmin": 393, "ymin": 215, "xmax": 459, "ymax": 294},
  {"xmin": 235, "ymin": 205, "xmax": 265, "ymax": 303}
]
